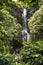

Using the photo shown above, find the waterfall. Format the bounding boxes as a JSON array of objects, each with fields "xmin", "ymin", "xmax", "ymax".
[
  {"xmin": 22, "ymin": 8, "xmax": 31, "ymax": 42},
  {"xmin": 23, "ymin": 9, "xmax": 27, "ymax": 29}
]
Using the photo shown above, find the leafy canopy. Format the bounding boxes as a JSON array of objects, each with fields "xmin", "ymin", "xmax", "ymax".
[{"xmin": 28, "ymin": 5, "xmax": 43, "ymax": 40}]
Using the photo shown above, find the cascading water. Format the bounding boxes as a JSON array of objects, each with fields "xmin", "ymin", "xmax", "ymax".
[
  {"xmin": 14, "ymin": 8, "xmax": 31, "ymax": 62},
  {"xmin": 22, "ymin": 8, "xmax": 31, "ymax": 42}
]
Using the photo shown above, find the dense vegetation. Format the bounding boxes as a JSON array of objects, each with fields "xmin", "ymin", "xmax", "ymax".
[
  {"xmin": 0, "ymin": 0, "xmax": 43, "ymax": 65},
  {"xmin": 28, "ymin": 5, "xmax": 43, "ymax": 40}
]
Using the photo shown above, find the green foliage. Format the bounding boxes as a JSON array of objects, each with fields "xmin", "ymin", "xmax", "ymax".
[
  {"xmin": 0, "ymin": 0, "xmax": 43, "ymax": 8},
  {"xmin": 16, "ymin": 0, "xmax": 38, "ymax": 8},
  {"xmin": 20, "ymin": 40, "xmax": 43, "ymax": 65},
  {"xmin": 0, "ymin": 0, "xmax": 43, "ymax": 65},
  {"xmin": 0, "ymin": 54, "xmax": 12, "ymax": 65},
  {"xmin": 13, "ymin": 62, "xmax": 30, "ymax": 65},
  {"xmin": 0, "ymin": 0, "xmax": 16, "ymax": 8},
  {"xmin": 0, "ymin": 9, "xmax": 22, "ymax": 54},
  {"xmin": 14, "ymin": 62, "xmax": 25, "ymax": 65},
  {"xmin": 10, "ymin": 0, "xmax": 39, "ymax": 8},
  {"xmin": 28, "ymin": 5, "xmax": 43, "ymax": 40},
  {"xmin": 17, "ymin": 0, "xmax": 42, "ymax": 8}
]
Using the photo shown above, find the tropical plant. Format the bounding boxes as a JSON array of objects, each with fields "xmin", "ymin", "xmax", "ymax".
[
  {"xmin": 20, "ymin": 40, "xmax": 43, "ymax": 65},
  {"xmin": 28, "ymin": 5, "xmax": 43, "ymax": 40},
  {"xmin": 0, "ymin": 8, "xmax": 22, "ymax": 54},
  {"xmin": 0, "ymin": 54, "xmax": 12, "ymax": 65}
]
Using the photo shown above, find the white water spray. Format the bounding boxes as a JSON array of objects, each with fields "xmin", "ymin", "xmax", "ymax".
[{"xmin": 22, "ymin": 8, "xmax": 31, "ymax": 41}]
